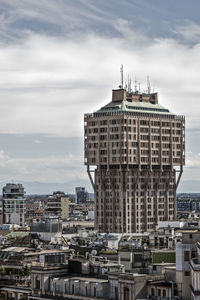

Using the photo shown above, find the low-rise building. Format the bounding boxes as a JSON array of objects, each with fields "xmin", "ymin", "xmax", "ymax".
[
  {"xmin": 30, "ymin": 216, "xmax": 62, "ymax": 243},
  {"xmin": 25, "ymin": 201, "xmax": 44, "ymax": 224}
]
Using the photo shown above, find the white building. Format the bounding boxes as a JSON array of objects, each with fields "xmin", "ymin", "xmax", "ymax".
[
  {"xmin": 2, "ymin": 183, "xmax": 26, "ymax": 226},
  {"xmin": 190, "ymin": 241, "xmax": 200, "ymax": 300},
  {"xmin": 176, "ymin": 230, "xmax": 200, "ymax": 300},
  {"xmin": 30, "ymin": 216, "xmax": 62, "ymax": 243}
]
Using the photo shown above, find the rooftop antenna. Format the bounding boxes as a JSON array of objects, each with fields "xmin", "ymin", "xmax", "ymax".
[
  {"xmin": 147, "ymin": 76, "xmax": 151, "ymax": 94},
  {"xmin": 127, "ymin": 74, "xmax": 131, "ymax": 93},
  {"xmin": 134, "ymin": 79, "xmax": 137, "ymax": 93},
  {"xmin": 125, "ymin": 81, "xmax": 127, "ymax": 90},
  {"xmin": 120, "ymin": 64, "xmax": 124, "ymax": 89},
  {"xmin": 138, "ymin": 82, "xmax": 141, "ymax": 94}
]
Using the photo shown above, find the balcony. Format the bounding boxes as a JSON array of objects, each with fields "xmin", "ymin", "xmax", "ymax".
[
  {"xmin": 190, "ymin": 283, "xmax": 200, "ymax": 296},
  {"xmin": 148, "ymin": 297, "xmax": 178, "ymax": 300},
  {"xmin": 2, "ymin": 261, "xmax": 24, "ymax": 268},
  {"xmin": 31, "ymin": 262, "xmax": 67, "ymax": 271},
  {"xmin": 32, "ymin": 289, "xmax": 41, "ymax": 296},
  {"xmin": 45, "ymin": 290, "xmax": 108, "ymax": 300},
  {"xmin": 190, "ymin": 258, "xmax": 200, "ymax": 271}
]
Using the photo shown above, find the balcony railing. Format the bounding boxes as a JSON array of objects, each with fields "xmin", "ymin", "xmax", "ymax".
[{"xmin": 190, "ymin": 258, "xmax": 200, "ymax": 270}]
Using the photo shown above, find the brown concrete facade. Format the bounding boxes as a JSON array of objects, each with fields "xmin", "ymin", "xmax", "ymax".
[{"xmin": 84, "ymin": 89, "xmax": 185, "ymax": 233}]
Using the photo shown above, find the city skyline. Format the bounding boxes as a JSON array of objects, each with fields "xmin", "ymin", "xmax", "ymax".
[{"xmin": 0, "ymin": 1, "xmax": 199, "ymax": 193}]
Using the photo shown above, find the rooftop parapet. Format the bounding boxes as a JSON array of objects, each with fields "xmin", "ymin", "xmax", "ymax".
[
  {"xmin": 3, "ymin": 183, "xmax": 25, "ymax": 195},
  {"xmin": 112, "ymin": 88, "xmax": 158, "ymax": 104}
]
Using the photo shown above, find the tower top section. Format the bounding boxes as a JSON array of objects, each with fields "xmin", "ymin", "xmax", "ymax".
[
  {"xmin": 91, "ymin": 87, "xmax": 175, "ymax": 118},
  {"xmin": 3, "ymin": 183, "xmax": 25, "ymax": 195},
  {"xmin": 112, "ymin": 88, "xmax": 158, "ymax": 104}
]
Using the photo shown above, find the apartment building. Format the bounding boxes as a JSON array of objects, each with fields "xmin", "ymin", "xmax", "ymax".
[
  {"xmin": 2, "ymin": 183, "xmax": 26, "ymax": 226},
  {"xmin": 190, "ymin": 241, "xmax": 200, "ymax": 300},
  {"xmin": 75, "ymin": 187, "xmax": 89, "ymax": 204},
  {"xmin": 46, "ymin": 191, "xmax": 69, "ymax": 220},
  {"xmin": 176, "ymin": 230, "xmax": 200, "ymax": 300}
]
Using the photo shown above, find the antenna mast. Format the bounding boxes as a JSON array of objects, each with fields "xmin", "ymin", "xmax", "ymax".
[
  {"xmin": 120, "ymin": 65, "xmax": 123, "ymax": 89},
  {"xmin": 147, "ymin": 76, "xmax": 151, "ymax": 94},
  {"xmin": 134, "ymin": 79, "xmax": 137, "ymax": 93},
  {"xmin": 138, "ymin": 82, "xmax": 141, "ymax": 94},
  {"xmin": 127, "ymin": 74, "xmax": 131, "ymax": 92}
]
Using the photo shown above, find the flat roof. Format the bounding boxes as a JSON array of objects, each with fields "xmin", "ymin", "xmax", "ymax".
[
  {"xmin": 148, "ymin": 281, "xmax": 172, "ymax": 287},
  {"xmin": 24, "ymin": 249, "xmax": 71, "ymax": 256},
  {"xmin": 6, "ymin": 232, "xmax": 29, "ymax": 238},
  {"xmin": 66, "ymin": 276, "xmax": 108, "ymax": 283},
  {"xmin": 2, "ymin": 247, "xmax": 28, "ymax": 252}
]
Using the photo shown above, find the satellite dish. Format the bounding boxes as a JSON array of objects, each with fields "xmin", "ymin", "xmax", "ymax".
[{"xmin": 91, "ymin": 249, "xmax": 97, "ymax": 256}]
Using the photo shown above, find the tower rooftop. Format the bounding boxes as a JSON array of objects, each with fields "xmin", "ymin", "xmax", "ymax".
[
  {"xmin": 96, "ymin": 99, "xmax": 173, "ymax": 116},
  {"xmin": 95, "ymin": 88, "xmax": 173, "ymax": 116}
]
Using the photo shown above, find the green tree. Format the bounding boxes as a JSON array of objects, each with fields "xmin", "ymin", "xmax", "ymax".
[{"xmin": 0, "ymin": 266, "xmax": 5, "ymax": 275}]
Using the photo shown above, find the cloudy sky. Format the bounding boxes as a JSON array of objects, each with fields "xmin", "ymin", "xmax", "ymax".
[{"xmin": 0, "ymin": 0, "xmax": 199, "ymax": 193}]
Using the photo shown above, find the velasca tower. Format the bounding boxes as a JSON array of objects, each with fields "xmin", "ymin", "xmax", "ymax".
[{"xmin": 84, "ymin": 85, "xmax": 185, "ymax": 233}]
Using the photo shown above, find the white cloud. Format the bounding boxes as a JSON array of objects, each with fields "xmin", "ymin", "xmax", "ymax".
[
  {"xmin": 33, "ymin": 139, "xmax": 41, "ymax": 144},
  {"xmin": 0, "ymin": 149, "xmax": 86, "ymax": 184},
  {"xmin": 173, "ymin": 22, "xmax": 200, "ymax": 43},
  {"xmin": 0, "ymin": 2, "xmax": 199, "ymax": 190},
  {"xmin": 0, "ymin": 27, "xmax": 199, "ymax": 137},
  {"xmin": 0, "ymin": 150, "xmax": 9, "ymax": 161},
  {"xmin": 0, "ymin": 0, "xmax": 113, "ymax": 42}
]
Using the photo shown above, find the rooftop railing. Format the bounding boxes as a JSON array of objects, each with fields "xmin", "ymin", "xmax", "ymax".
[{"xmin": 84, "ymin": 111, "xmax": 185, "ymax": 120}]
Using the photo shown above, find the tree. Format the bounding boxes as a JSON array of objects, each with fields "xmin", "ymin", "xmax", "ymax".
[{"xmin": 0, "ymin": 266, "xmax": 5, "ymax": 275}]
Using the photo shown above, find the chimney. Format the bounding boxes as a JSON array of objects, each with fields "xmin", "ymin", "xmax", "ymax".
[{"xmin": 112, "ymin": 89, "xmax": 127, "ymax": 102}]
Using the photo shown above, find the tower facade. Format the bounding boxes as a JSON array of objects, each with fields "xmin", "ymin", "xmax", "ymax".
[{"xmin": 84, "ymin": 88, "xmax": 185, "ymax": 233}]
